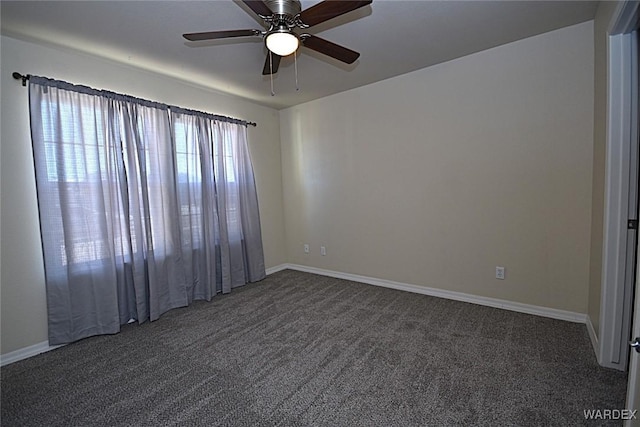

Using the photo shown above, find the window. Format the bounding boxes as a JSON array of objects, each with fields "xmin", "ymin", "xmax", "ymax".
[{"xmin": 39, "ymin": 99, "xmax": 247, "ymax": 270}]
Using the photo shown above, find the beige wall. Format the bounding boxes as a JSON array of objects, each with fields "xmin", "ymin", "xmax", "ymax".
[
  {"xmin": 0, "ymin": 35, "xmax": 286, "ymax": 355},
  {"xmin": 587, "ymin": 1, "xmax": 620, "ymax": 343},
  {"xmin": 280, "ymin": 22, "xmax": 595, "ymax": 313}
]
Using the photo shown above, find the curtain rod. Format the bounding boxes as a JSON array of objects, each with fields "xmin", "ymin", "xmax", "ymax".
[{"xmin": 12, "ymin": 72, "xmax": 257, "ymax": 127}]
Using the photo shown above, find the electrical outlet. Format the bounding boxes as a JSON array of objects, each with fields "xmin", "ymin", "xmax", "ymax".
[
  {"xmin": 320, "ymin": 246, "xmax": 326, "ymax": 256},
  {"xmin": 304, "ymin": 244, "xmax": 309, "ymax": 254},
  {"xmin": 496, "ymin": 266, "xmax": 505, "ymax": 280}
]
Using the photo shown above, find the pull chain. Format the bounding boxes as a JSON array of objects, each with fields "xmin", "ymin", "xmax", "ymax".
[
  {"xmin": 269, "ymin": 51, "xmax": 275, "ymax": 96},
  {"xmin": 294, "ymin": 50, "xmax": 299, "ymax": 91}
]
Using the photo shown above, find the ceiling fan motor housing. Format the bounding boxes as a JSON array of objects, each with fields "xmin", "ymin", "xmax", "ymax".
[{"xmin": 265, "ymin": 0, "xmax": 301, "ymax": 24}]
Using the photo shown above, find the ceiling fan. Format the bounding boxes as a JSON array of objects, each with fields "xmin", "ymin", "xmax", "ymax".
[{"xmin": 183, "ymin": 0, "xmax": 372, "ymax": 75}]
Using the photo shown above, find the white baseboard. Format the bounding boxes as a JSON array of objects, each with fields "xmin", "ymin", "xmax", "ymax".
[
  {"xmin": 1, "ymin": 341, "xmax": 63, "ymax": 367},
  {"xmin": 265, "ymin": 264, "xmax": 289, "ymax": 275},
  {"xmin": 283, "ymin": 263, "xmax": 588, "ymax": 324},
  {"xmin": 586, "ymin": 315, "xmax": 600, "ymax": 363}
]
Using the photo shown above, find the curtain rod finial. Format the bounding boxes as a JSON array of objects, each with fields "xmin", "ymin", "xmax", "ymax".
[{"xmin": 12, "ymin": 72, "xmax": 28, "ymax": 86}]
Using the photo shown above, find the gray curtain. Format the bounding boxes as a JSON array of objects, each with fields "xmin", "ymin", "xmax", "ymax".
[{"xmin": 29, "ymin": 76, "xmax": 265, "ymax": 345}]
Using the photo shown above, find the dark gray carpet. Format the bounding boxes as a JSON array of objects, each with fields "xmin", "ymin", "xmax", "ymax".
[{"xmin": 1, "ymin": 269, "xmax": 628, "ymax": 426}]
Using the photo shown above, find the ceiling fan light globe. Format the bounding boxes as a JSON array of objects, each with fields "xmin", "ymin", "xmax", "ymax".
[{"xmin": 266, "ymin": 32, "xmax": 299, "ymax": 56}]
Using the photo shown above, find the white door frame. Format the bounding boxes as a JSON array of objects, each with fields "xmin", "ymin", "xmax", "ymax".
[{"xmin": 600, "ymin": 0, "xmax": 639, "ymax": 371}]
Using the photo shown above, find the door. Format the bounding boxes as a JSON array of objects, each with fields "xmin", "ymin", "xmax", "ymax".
[
  {"xmin": 621, "ymin": 66, "xmax": 639, "ymax": 369},
  {"xmin": 601, "ymin": 27, "xmax": 639, "ymax": 371},
  {"xmin": 626, "ymin": 23, "xmax": 640, "ymax": 427}
]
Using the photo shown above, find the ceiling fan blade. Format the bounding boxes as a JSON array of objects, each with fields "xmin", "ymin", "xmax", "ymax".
[
  {"xmin": 183, "ymin": 29, "xmax": 260, "ymax": 41},
  {"xmin": 302, "ymin": 35, "xmax": 360, "ymax": 64},
  {"xmin": 299, "ymin": 0, "xmax": 372, "ymax": 27},
  {"xmin": 262, "ymin": 52, "xmax": 282, "ymax": 75},
  {"xmin": 241, "ymin": 0, "xmax": 273, "ymax": 17}
]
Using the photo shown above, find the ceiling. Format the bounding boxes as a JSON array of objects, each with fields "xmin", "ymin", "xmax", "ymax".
[{"xmin": 1, "ymin": 1, "xmax": 598, "ymax": 110}]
